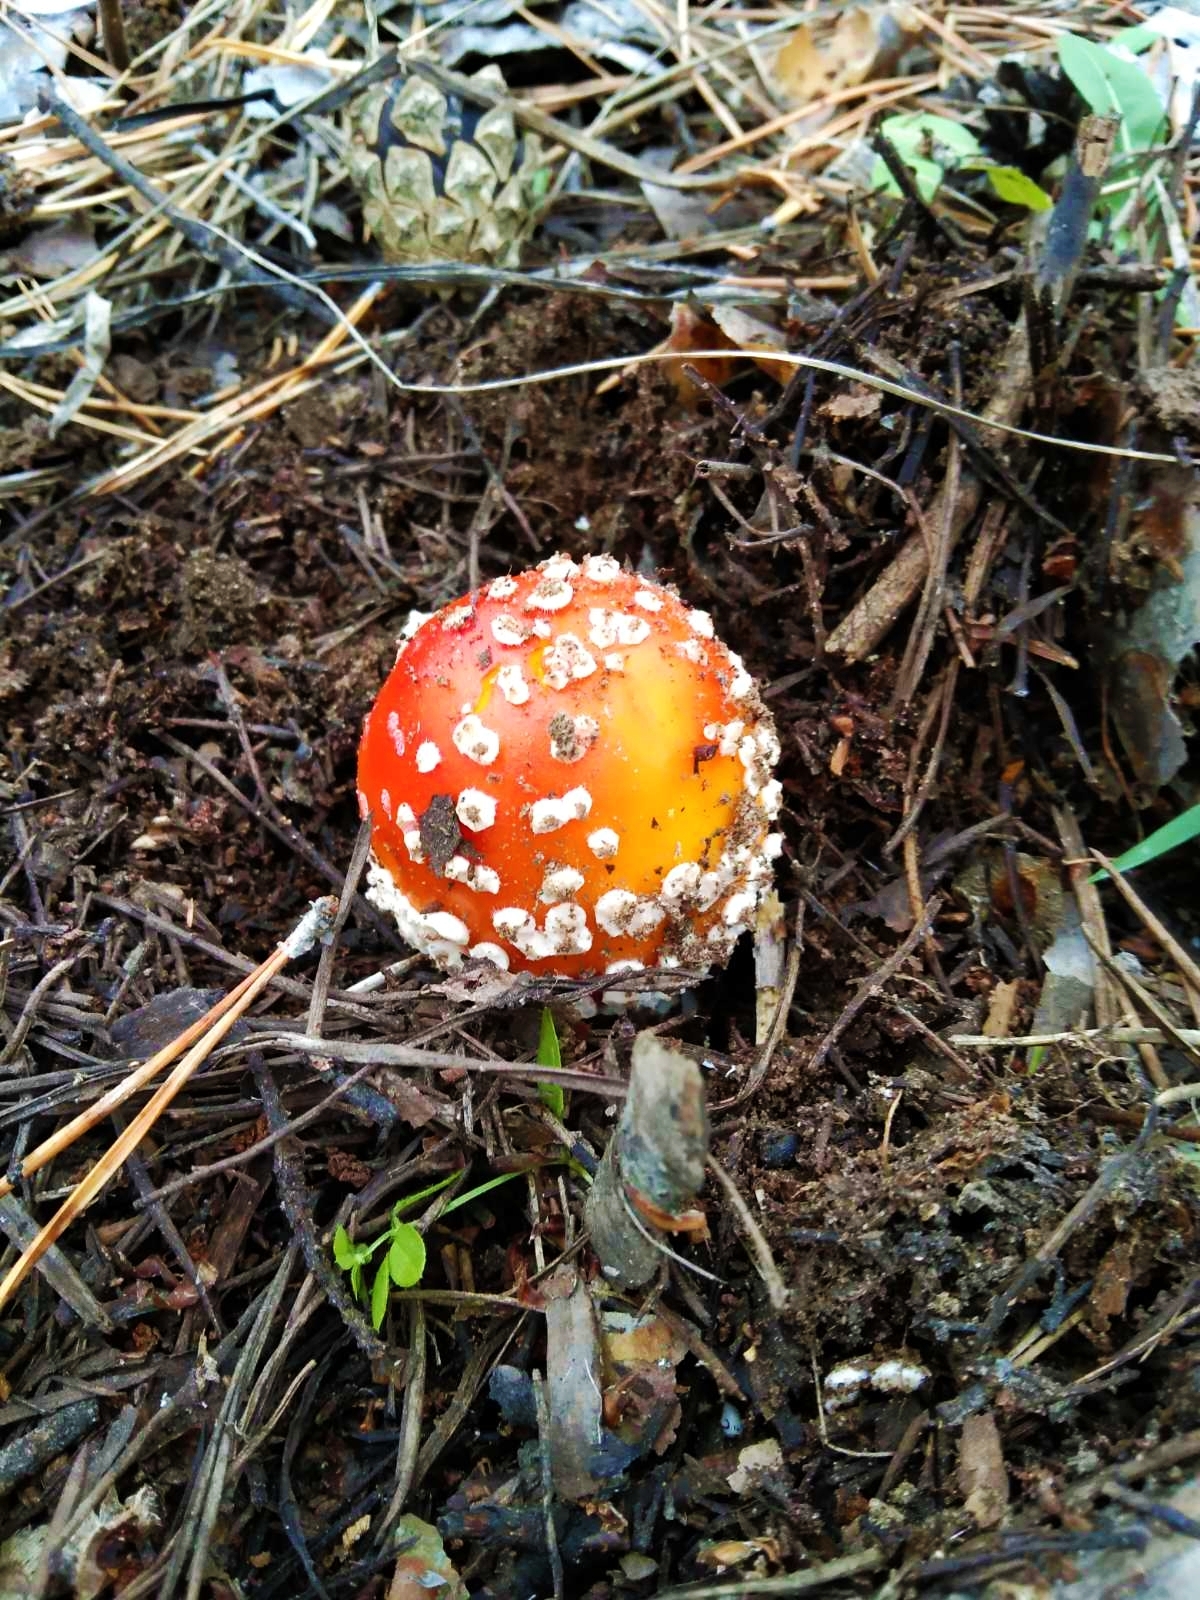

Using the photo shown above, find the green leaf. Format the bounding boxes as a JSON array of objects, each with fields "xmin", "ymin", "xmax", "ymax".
[
  {"xmin": 1090, "ymin": 804, "xmax": 1200, "ymax": 881},
  {"xmin": 371, "ymin": 1258, "xmax": 392, "ymax": 1329},
  {"xmin": 350, "ymin": 1262, "xmax": 363, "ymax": 1301},
  {"xmin": 332, "ymin": 1224, "xmax": 359, "ymax": 1270},
  {"xmin": 984, "ymin": 164, "xmax": 1053, "ymax": 211},
  {"xmin": 1112, "ymin": 23, "xmax": 1159, "ymax": 55},
  {"xmin": 881, "ymin": 111, "xmax": 981, "ymax": 161},
  {"xmin": 538, "ymin": 1080, "xmax": 565, "ymax": 1118},
  {"xmin": 387, "ymin": 1221, "xmax": 426, "ymax": 1288},
  {"xmin": 872, "ymin": 154, "xmax": 943, "ymax": 203},
  {"xmin": 1057, "ymin": 32, "xmax": 1166, "ymax": 151},
  {"xmin": 870, "ymin": 113, "xmax": 983, "ymax": 204},
  {"xmin": 876, "ymin": 112, "xmax": 985, "ymax": 203}
]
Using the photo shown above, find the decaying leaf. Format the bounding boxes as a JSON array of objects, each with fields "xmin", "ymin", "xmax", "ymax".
[
  {"xmin": 543, "ymin": 1264, "xmax": 606, "ymax": 1501},
  {"xmin": 386, "ymin": 1513, "xmax": 467, "ymax": 1600},
  {"xmin": 0, "ymin": 1485, "xmax": 161, "ymax": 1600},
  {"xmin": 958, "ymin": 1411, "xmax": 1009, "ymax": 1529},
  {"xmin": 1107, "ymin": 469, "xmax": 1200, "ymax": 790},
  {"xmin": 0, "ymin": 218, "xmax": 99, "ymax": 279},
  {"xmin": 1087, "ymin": 1232, "xmax": 1138, "ymax": 1340},
  {"xmin": 656, "ymin": 303, "xmax": 740, "ymax": 404},
  {"xmin": 982, "ymin": 979, "xmax": 1020, "ymax": 1038},
  {"xmin": 708, "ymin": 305, "xmax": 791, "ymax": 384},
  {"xmin": 600, "ymin": 1308, "xmax": 689, "ymax": 1456},
  {"xmin": 822, "ymin": 386, "xmax": 884, "ymax": 421},
  {"xmin": 696, "ymin": 1537, "xmax": 782, "ymax": 1573},
  {"xmin": 639, "ymin": 147, "xmax": 719, "ymax": 240},
  {"xmin": 726, "ymin": 1436, "xmax": 784, "ymax": 1495},
  {"xmin": 767, "ymin": 5, "xmax": 921, "ymax": 107}
]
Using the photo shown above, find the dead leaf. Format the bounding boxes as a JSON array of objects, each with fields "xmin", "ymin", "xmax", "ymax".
[
  {"xmin": 1088, "ymin": 1233, "xmax": 1137, "ymax": 1338},
  {"xmin": 601, "ymin": 1310, "xmax": 688, "ymax": 1370},
  {"xmin": 0, "ymin": 1484, "xmax": 162, "ymax": 1600},
  {"xmin": 386, "ymin": 1514, "xmax": 467, "ymax": 1600},
  {"xmin": 656, "ymin": 304, "xmax": 740, "ymax": 405},
  {"xmin": 768, "ymin": 5, "xmax": 920, "ymax": 106},
  {"xmin": 708, "ymin": 305, "xmax": 790, "ymax": 384},
  {"xmin": 959, "ymin": 1411, "xmax": 1009, "ymax": 1529},
  {"xmin": 982, "ymin": 980, "xmax": 1020, "ymax": 1038},
  {"xmin": 0, "ymin": 218, "xmax": 100, "ymax": 280},
  {"xmin": 600, "ymin": 1310, "xmax": 688, "ymax": 1453},
  {"xmin": 772, "ymin": 13, "xmax": 875, "ymax": 103},
  {"xmin": 696, "ymin": 1537, "xmax": 781, "ymax": 1572},
  {"xmin": 822, "ymin": 387, "xmax": 883, "ymax": 421},
  {"xmin": 727, "ymin": 1436, "xmax": 784, "ymax": 1495},
  {"xmin": 372, "ymin": 1068, "xmax": 453, "ymax": 1128},
  {"xmin": 639, "ymin": 146, "xmax": 718, "ymax": 240}
]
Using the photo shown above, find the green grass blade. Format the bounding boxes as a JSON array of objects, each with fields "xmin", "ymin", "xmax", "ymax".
[
  {"xmin": 440, "ymin": 1169, "xmax": 525, "ymax": 1216},
  {"xmin": 391, "ymin": 1169, "xmax": 462, "ymax": 1218},
  {"xmin": 1090, "ymin": 804, "xmax": 1200, "ymax": 881}
]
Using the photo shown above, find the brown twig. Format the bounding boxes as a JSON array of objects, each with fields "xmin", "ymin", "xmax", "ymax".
[
  {"xmin": 808, "ymin": 895, "xmax": 944, "ymax": 1076},
  {"xmin": 974, "ymin": 1102, "xmax": 1160, "ymax": 1348},
  {"xmin": 0, "ymin": 963, "xmax": 263, "ymax": 1199},
  {"xmin": 705, "ymin": 1154, "xmax": 788, "ymax": 1311},
  {"xmin": 825, "ymin": 323, "xmax": 1032, "ymax": 662},
  {"xmin": 96, "ymin": 0, "xmax": 129, "ymax": 71}
]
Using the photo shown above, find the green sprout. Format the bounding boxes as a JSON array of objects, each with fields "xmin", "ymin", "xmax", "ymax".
[
  {"xmin": 536, "ymin": 1005, "xmax": 565, "ymax": 1120},
  {"xmin": 333, "ymin": 1167, "xmax": 526, "ymax": 1329},
  {"xmin": 870, "ymin": 110, "xmax": 1051, "ymax": 212},
  {"xmin": 872, "ymin": 26, "xmax": 1171, "ymax": 220},
  {"xmin": 334, "ymin": 1008, "xmax": 579, "ymax": 1328}
]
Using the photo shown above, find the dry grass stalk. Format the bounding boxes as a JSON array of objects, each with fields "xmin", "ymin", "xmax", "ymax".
[
  {"xmin": 83, "ymin": 283, "xmax": 382, "ymax": 496},
  {"xmin": 0, "ymin": 963, "xmax": 263, "ymax": 1201},
  {"xmin": 1, "ymin": 0, "xmax": 1131, "ymax": 504},
  {"xmin": 0, "ymin": 897, "xmax": 337, "ymax": 1314}
]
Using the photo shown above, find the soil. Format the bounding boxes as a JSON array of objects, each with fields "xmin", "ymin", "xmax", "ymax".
[{"xmin": 3, "ymin": 170, "xmax": 1200, "ymax": 1599}]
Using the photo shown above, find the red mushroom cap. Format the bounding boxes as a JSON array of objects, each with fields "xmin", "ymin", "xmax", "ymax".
[{"xmin": 356, "ymin": 553, "xmax": 782, "ymax": 979}]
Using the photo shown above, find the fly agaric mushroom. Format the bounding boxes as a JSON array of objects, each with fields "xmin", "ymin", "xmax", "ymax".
[{"xmin": 356, "ymin": 553, "xmax": 782, "ymax": 980}]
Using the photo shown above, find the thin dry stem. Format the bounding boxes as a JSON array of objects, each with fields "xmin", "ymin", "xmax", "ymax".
[{"xmin": 0, "ymin": 899, "xmax": 335, "ymax": 1312}]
